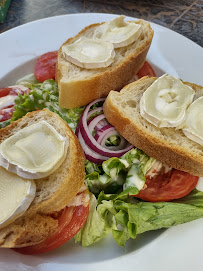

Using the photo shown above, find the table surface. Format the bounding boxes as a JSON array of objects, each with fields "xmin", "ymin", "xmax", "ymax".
[{"xmin": 0, "ymin": 0, "xmax": 202, "ymax": 47}]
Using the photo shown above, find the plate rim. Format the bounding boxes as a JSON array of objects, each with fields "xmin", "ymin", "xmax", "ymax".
[{"xmin": 0, "ymin": 12, "xmax": 203, "ymax": 271}]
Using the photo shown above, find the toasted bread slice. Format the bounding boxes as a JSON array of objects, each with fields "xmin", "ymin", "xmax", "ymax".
[
  {"xmin": 0, "ymin": 109, "xmax": 86, "ymax": 247},
  {"xmin": 103, "ymin": 76, "xmax": 203, "ymax": 176},
  {"xmin": 56, "ymin": 19, "xmax": 154, "ymax": 109}
]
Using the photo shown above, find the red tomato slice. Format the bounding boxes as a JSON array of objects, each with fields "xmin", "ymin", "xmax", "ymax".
[
  {"xmin": 136, "ymin": 61, "xmax": 156, "ymax": 78},
  {"xmin": 13, "ymin": 189, "xmax": 89, "ymax": 255},
  {"xmin": 0, "ymin": 86, "xmax": 29, "ymax": 122},
  {"xmin": 0, "ymin": 106, "xmax": 15, "ymax": 122},
  {"xmin": 0, "ymin": 86, "xmax": 25, "ymax": 98},
  {"xmin": 136, "ymin": 169, "xmax": 198, "ymax": 202},
  {"xmin": 0, "ymin": 88, "xmax": 11, "ymax": 98},
  {"xmin": 34, "ymin": 51, "xmax": 58, "ymax": 82}
]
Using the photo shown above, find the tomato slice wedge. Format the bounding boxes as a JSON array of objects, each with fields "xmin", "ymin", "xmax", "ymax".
[
  {"xmin": 0, "ymin": 88, "xmax": 11, "ymax": 98},
  {"xmin": 0, "ymin": 106, "xmax": 15, "ymax": 122},
  {"xmin": 0, "ymin": 86, "xmax": 29, "ymax": 123},
  {"xmin": 34, "ymin": 51, "xmax": 58, "ymax": 82},
  {"xmin": 14, "ymin": 189, "xmax": 89, "ymax": 254},
  {"xmin": 136, "ymin": 61, "xmax": 156, "ymax": 78},
  {"xmin": 136, "ymin": 169, "xmax": 198, "ymax": 202}
]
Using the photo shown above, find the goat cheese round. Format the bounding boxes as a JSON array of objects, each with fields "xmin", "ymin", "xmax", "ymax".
[
  {"xmin": 0, "ymin": 121, "xmax": 68, "ymax": 179},
  {"xmin": 0, "ymin": 166, "xmax": 36, "ymax": 229},
  {"xmin": 183, "ymin": 96, "xmax": 203, "ymax": 146},
  {"xmin": 93, "ymin": 15, "xmax": 142, "ymax": 48},
  {"xmin": 62, "ymin": 37, "xmax": 115, "ymax": 69},
  {"xmin": 140, "ymin": 74, "xmax": 195, "ymax": 128}
]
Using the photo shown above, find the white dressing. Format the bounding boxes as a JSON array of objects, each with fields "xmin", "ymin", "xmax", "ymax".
[
  {"xmin": 0, "ymin": 166, "xmax": 36, "ymax": 229},
  {"xmin": 124, "ymin": 164, "xmax": 145, "ymax": 190},
  {"xmin": 140, "ymin": 74, "xmax": 195, "ymax": 127},
  {"xmin": 126, "ymin": 174, "xmax": 145, "ymax": 190},
  {"xmin": 62, "ymin": 37, "xmax": 115, "ymax": 69},
  {"xmin": 182, "ymin": 97, "xmax": 203, "ymax": 146},
  {"xmin": 0, "ymin": 121, "xmax": 68, "ymax": 179},
  {"xmin": 93, "ymin": 15, "xmax": 142, "ymax": 48}
]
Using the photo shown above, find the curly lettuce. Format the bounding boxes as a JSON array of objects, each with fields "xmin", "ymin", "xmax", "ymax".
[
  {"xmin": 11, "ymin": 79, "xmax": 84, "ymax": 131},
  {"xmin": 85, "ymin": 148, "xmax": 156, "ymax": 196},
  {"xmin": 75, "ymin": 189, "xmax": 203, "ymax": 247}
]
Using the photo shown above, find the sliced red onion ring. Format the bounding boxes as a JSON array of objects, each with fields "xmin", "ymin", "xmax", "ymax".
[
  {"xmin": 75, "ymin": 124, "xmax": 79, "ymax": 137},
  {"xmin": 77, "ymin": 130, "xmax": 109, "ymax": 164},
  {"xmin": 87, "ymin": 107, "xmax": 103, "ymax": 119},
  {"xmin": 94, "ymin": 119, "xmax": 108, "ymax": 131},
  {"xmin": 75, "ymin": 98, "xmax": 133, "ymax": 164},
  {"xmin": 87, "ymin": 114, "xmax": 106, "ymax": 134},
  {"xmin": 80, "ymin": 106, "xmax": 132, "ymax": 157},
  {"xmin": 94, "ymin": 124, "xmax": 114, "ymax": 143},
  {"xmin": 100, "ymin": 130, "xmax": 127, "ymax": 151}
]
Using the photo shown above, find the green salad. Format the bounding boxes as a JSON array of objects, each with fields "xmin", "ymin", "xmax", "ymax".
[{"xmin": 3, "ymin": 76, "xmax": 203, "ymax": 248}]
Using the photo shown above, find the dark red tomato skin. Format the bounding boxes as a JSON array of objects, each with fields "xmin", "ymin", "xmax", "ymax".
[
  {"xmin": 13, "ymin": 191, "xmax": 89, "ymax": 255},
  {"xmin": 34, "ymin": 51, "xmax": 58, "ymax": 82},
  {"xmin": 0, "ymin": 107, "xmax": 15, "ymax": 122},
  {"xmin": 0, "ymin": 88, "xmax": 10, "ymax": 98},
  {"xmin": 0, "ymin": 86, "xmax": 29, "ymax": 122},
  {"xmin": 136, "ymin": 169, "xmax": 199, "ymax": 202},
  {"xmin": 0, "ymin": 86, "xmax": 25, "ymax": 98},
  {"xmin": 137, "ymin": 61, "xmax": 156, "ymax": 78}
]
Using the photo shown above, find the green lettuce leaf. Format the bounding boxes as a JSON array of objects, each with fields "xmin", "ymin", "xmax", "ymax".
[
  {"xmin": 76, "ymin": 190, "xmax": 203, "ymax": 248},
  {"xmin": 74, "ymin": 194, "xmax": 116, "ymax": 246},
  {"xmin": 85, "ymin": 149, "xmax": 156, "ymax": 195},
  {"xmin": 85, "ymin": 160, "xmax": 102, "ymax": 175},
  {"xmin": 11, "ymin": 79, "xmax": 84, "ymax": 131},
  {"xmin": 105, "ymin": 135, "xmax": 121, "ymax": 146}
]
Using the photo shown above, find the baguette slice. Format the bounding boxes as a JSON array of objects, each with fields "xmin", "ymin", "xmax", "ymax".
[
  {"xmin": 103, "ymin": 76, "xmax": 203, "ymax": 177},
  {"xmin": 56, "ymin": 19, "xmax": 154, "ymax": 109},
  {"xmin": 0, "ymin": 109, "xmax": 86, "ymax": 247}
]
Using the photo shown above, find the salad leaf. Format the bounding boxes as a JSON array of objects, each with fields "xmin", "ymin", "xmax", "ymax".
[
  {"xmin": 85, "ymin": 149, "xmax": 156, "ymax": 196},
  {"xmin": 76, "ymin": 190, "xmax": 203, "ymax": 248},
  {"xmin": 11, "ymin": 79, "xmax": 84, "ymax": 131},
  {"xmin": 124, "ymin": 163, "xmax": 145, "ymax": 190},
  {"xmin": 85, "ymin": 172, "xmax": 111, "ymax": 195},
  {"xmin": 105, "ymin": 135, "xmax": 121, "ymax": 146},
  {"xmin": 85, "ymin": 160, "xmax": 102, "ymax": 175},
  {"xmin": 74, "ymin": 194, "xmax": 116, "ymax": 246},
  {"xmin": 122, "ymin": 148, "xmax": 156, "ymax": 174},
  {"xmin": 102, "ymin": 157, "xmax": 128, "ymax": 177}
]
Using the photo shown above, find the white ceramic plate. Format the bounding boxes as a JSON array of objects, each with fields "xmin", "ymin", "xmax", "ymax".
[{"xmin": 0, "ymin": 13, "xmax": 203, "ymax": 271}]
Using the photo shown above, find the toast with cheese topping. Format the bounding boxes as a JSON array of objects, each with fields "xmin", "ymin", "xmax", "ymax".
[
  {"xmin": 56, "ymin": 19, "xmax": 154, "ymax": 109},
  {"xmin": 0, "ymin": 109, "xmax": 86, "ymax": 248},
  {"xmin": 103, "ymin": 76, "xmax": 203, "ymax": 176}
]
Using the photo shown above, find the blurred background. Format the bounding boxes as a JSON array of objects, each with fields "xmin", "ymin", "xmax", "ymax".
[{"xmin": 0, "ymin": 0, "xmax": 202, "ymax": 46}]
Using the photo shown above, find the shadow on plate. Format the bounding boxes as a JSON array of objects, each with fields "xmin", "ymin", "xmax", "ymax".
[
  {"xmin": 0, "ymin": 58, "xmax": 37, "ymax": 86},
  {"xmin": 0, "ymin": 228, "xmax": 166, "ymax": 268}
]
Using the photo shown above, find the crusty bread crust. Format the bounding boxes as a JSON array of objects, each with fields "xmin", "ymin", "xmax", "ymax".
[
  {"xmin": 56, "ymin": 19, "xmax": 154, "ymax": 109},
  {"xmin": 0, "ymin": 109, "xmax": 86, "ymax": 247},
  {"xmin": 0, "ymin": 214, "xmax": 58, "ymax": 248},
  {"xmin": 103, "ymin": 76, "xmax": 203, "ymax": 176}
]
